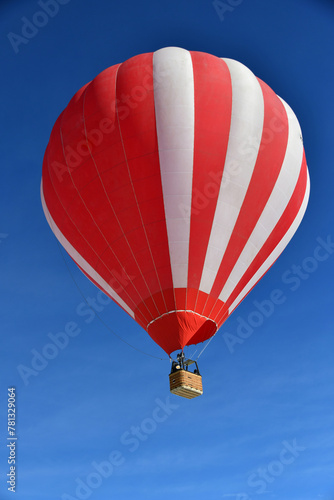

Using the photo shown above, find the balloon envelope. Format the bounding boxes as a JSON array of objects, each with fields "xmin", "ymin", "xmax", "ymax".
[{"xmin": 41, "ymin": 47, "xmax": 310, "ymax": 355}]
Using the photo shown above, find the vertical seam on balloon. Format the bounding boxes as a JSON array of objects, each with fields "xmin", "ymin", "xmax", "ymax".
[
  {"xmin": 222, "ymin": 159, "xmax": 309, "ymax": 318},
  {"xmin": 40, "ymin": 183, "xmax": 139, "ymax": 319},
  {"xmin": 196, "ymin": 60, "xmax": 263, "ymax": 317},
  {"xmin": 222, "ymin": 175, "xmax": 309, "ymax": 320},
  {"xmin": 44, "ymin": 78, "xmax": 151, "ymax": 320},
  {"xmin": 80, "ymin": 67, "xmax": 156, "ymax": 322},
  {"xmin": 212, "ymin": 84, "xmax": 288, "ymax": 306},
  {"xmin": 47, "ymin": 132, "xmax": 143, "ymax": 316},
  {"xmin": 211, "ymin": 156, "xmax": 309, "ymax": 324},
  {"xmin": 203, "ymin": 64, "xmax": 265, "ymax": 314},
  {"xmin": 211, "ymin": 95, "xmax": 303, "ymax": 319},
  {"xmin": 43, "ymin": 147, "xmax": 140, "ymax": 316},
  {"xmin": 114, "ymin": 64, "xmax": 167, "ymax": 319},
  {"xmin": 80, "ymin": 83, "xmax": 155, "ymax": 318}
]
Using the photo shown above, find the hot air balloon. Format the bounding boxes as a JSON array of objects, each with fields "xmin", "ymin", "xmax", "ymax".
[{"xmin": 41, "ymin": 47, "xmax": 309, "ymax": 398}]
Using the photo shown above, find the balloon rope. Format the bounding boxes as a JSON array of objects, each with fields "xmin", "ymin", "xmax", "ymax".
[
  {"xmin": 195, "ymin": 330, "xmax": 219, "ymax": 361},
  {"xmin": 55, "ymin": 239, "xmax": 167, "ymax": 361}
]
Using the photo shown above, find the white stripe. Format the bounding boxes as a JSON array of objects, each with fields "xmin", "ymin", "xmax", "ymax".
[
  {"xmin": 153, "ymin": 47, "xmax": 194, "ymax": 289},
  {"xmin": 199, "ymin": 59, "xmax": 265, "ymax": 293},
  {"xmin": 228, "ymin": 169, "xmax": 310, "ymax": 314},
  {"xmin": 219, "ymin": 98, "xmax": 304, "ymax": 302},
  {"xmin": 41, "ymin": 182, "xmax": 135, "ymax": 318}
]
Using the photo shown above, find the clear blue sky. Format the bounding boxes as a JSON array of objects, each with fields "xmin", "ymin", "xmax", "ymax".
[{"xmin": 1, "ymin": 0, "xmax": 334, "ymax": 499}]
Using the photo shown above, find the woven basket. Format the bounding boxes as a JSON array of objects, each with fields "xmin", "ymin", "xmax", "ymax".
[{"xmin": 169, "ymin": 369, "xmax": 203, "ymax": 399}]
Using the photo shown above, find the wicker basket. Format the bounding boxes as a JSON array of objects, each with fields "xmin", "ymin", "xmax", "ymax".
[{"xmin": 169, "ymin": 369, "xmax": 203, "ymax": 399}]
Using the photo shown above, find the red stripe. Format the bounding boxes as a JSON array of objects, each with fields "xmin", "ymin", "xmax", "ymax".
[
  {"xmin": 43, "ymin": 66, "xmax": 152, "ymax": 317},
  {"xmin": 209, "ymin": 79, "xmax": 289, "ymax": 303},
  {"xmin": 215, "ymin": 152, "xmax": 308, "ymax": 319},
  {"xmin": 114, "ymin": 53, "xmax": 174, "ymax": 317},
  {"xmin": 43, "ymin": 54, "xmax": 177, "ymax": 326},
  {"xmin": 43, "ymin": 61, "xmax": 157, "ymax": 323},
  {"xmin": 187, "ymin": 53, "xmax": 232, "ymax": 311}
]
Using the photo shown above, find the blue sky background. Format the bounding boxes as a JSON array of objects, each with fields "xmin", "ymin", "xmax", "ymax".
[{"xmin": 1, "ymin": 0, "xmax": 334, "ymax": 499}]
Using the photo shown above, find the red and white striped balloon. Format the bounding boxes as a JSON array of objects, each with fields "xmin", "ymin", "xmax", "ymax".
[{"xmin": 41, "ymin": 47, "xmax": 310, "ymax": 355}]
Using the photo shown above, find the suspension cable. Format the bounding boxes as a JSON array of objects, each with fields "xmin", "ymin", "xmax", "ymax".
[{"xmin": 194, "ymin": 330, "xmax": 219, "ymax": 361}]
